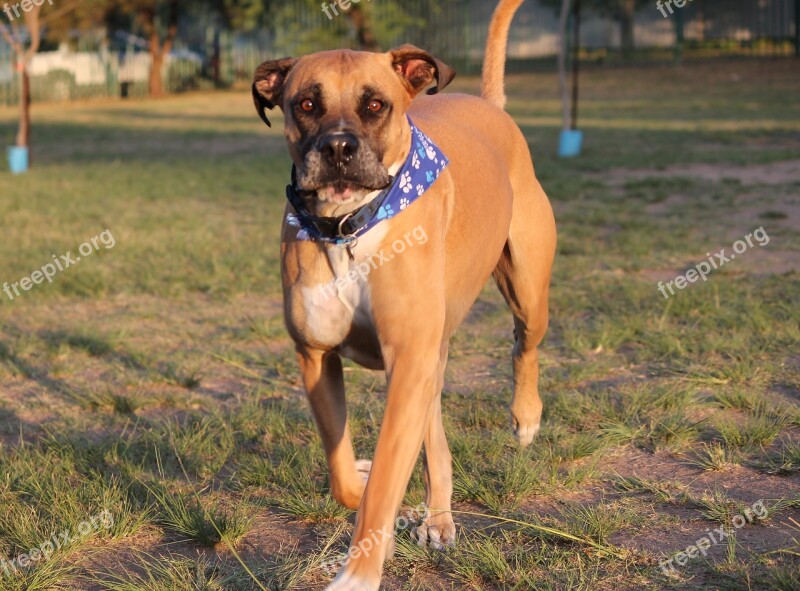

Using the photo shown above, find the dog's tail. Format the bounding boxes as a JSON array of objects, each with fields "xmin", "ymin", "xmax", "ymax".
[{"xmin": 481, "ymin": 0, "xmax": 525, "ymax": 110}]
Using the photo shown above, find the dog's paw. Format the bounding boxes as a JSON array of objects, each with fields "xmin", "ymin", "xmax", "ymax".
[
  {"xmin": 355, "ymin": 459, "xmax": 372, "ymax": 485},
  {"xmin": 412, "ymin": 512, "xmax": 456, "ymax": 550},
  {"xmin": 324, "ymin": 573, "xmax": 378, "ymax": 591},
  {"xmin": 512, "ymin": 417, "xmax": 540, "ymax": 447}
]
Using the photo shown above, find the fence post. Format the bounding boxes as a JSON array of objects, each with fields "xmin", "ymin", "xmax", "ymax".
[
  {"xmin": 795, "ymin": 0, "xmax": 800, "ymax": 57},
  {"xmin": 462, "ymin": 0, "xmax": 470, "ymax": 74},
  {"xmin": 221, "ymin": 30, "xmax": 234, "ymax": 87},
  {"xmin": 571, "ymin": 0, "xmax": 580, "ymax": 131},
  {"xmin": 674, "ymin": 4, "xmax": 684, "ymax": 64}
]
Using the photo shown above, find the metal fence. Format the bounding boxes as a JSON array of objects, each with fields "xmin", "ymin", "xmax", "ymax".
[
  {"xmin": 0, "ymin": 0, "xmax": 797, "ymax": 106},
  {"xmin": 222, "ymin": 0, "xmax": 798, "ymax": 81}
]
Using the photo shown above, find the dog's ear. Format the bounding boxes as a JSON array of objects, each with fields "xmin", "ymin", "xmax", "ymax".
[
  {"xmin": 252, "ymin": 57, "xmax": 297, "ymax": 127},
  {"xmin": 390, "ymin": 44, "xmax": 456, "ymax": 97}
]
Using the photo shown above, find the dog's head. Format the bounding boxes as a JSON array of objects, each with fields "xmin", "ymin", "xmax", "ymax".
[{"xmin": 253, "ymin": 46, "xmax": 455, "ymax": 207}]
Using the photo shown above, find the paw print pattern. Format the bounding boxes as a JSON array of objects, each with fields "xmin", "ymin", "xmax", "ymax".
[
  {"xmin": 412, "ymin": 151, "xmax": 421, "ymax": 170},
  {"xmin": 425, "ymin": 145, "xmax": 438, "ymax": 163},
  {"xmin": 399, "ymin": 171, "xmax": 413, "ymax": 193},
  {"xmin": 377, "ymin": 203, "xmax": 395, "ymax": 219},
  {"xmin": 287, "ymin": 214, "xmax": 312, "ymax": 240},
  {"xmin": 416, "ymin": 184, "xmax": 424, "ymax": 196},
  {"xmin": 399, "ymin": 197, "xmax": 410, "ymax": 210}
]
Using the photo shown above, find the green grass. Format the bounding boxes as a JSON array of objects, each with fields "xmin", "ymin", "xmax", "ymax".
[
  {"xmin": 0, "ymin": 58, "xmax": 799, "ymax": 590},
  {"xmin": 751, "ymin": 440, "xmax": 800, "ymax": 475},
  {"xmin": 712, "ymin": 415, "xmax": 785, "ymax": 451},
  {"xmin": 684, "ymin": 442, "xmax": 738, "ymax": 471},
  {"xmin": 90, "ymin": 553, "xmax": 224, "ymax": 591},
  {"xmin": 558, "ymin": 501, "xmax": 634, "ymax": 544},
  {"xmin": 148, "ymin": 485, "xmax": 252, "ymax": 548}
]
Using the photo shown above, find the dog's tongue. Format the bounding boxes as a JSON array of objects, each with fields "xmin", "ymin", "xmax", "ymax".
[{"xmin": 330, "ymin": 183, "xmax": 354, "ymax": 202}]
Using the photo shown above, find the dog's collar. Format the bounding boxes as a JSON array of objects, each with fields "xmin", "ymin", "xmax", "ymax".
[
  {"xmin": 285, "ymin": 167, "xmax": 394, "ymax": 244},
  {"xmin": 286, "ymin": 117, "xmax": 449, "ymax": 246}
]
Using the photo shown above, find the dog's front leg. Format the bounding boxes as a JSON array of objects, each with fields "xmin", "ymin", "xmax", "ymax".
[
  {"xmin": 297, "ymin": 348, "xmax": 366, "ymax": 510},
  {"xmin": 327, "ymin": 329, "xmax": 445, "ymax": 591},
  {"xmin": 415, "ymin": 345, "xmax": 456, "ymax": 549}
]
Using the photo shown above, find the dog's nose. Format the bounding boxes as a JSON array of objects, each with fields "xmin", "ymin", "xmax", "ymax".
[{"xmin": 320, "ymin": 133, "xmax": 360, "ymax": 166}]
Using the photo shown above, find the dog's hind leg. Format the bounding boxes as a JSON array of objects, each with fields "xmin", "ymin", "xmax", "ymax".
[
  {"xmin": 492, "ymin": 181, "xmax": 556, "ymax": 446},
  {"xmin": 297, "ymin": 348, "xmax": 366, "ymax": 509},
  {"xmin": 414, "ymin": 345, "xmax": 456, "ymax": 549}
]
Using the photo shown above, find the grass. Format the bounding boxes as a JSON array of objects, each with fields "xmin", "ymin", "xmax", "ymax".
[
  {"xmin": 750, "ymin": 440, "xmax": 800, "ymax": 475},
  {"xmin": 0, "ymin": 58, "xmax": 799, "ymax": 590},
  {"xmin": 558, "ymin": 502, "xmax": 634, "ymax": 544},
  {"xmin": 712, "ymin": 415, "xmax": 785, "ymax": 451},
  {"xmin": 149, "ymin": 485, "xmax": 252, "ymax": 548},
  {"xmin": 90, "ymin": 553, "xmax": 224, "ymax": 591},
  {"xmin": 684, "ymin": 442, "xmax": 738, "ymax": 471}
]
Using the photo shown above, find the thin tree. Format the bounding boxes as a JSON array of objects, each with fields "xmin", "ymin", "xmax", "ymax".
[
  {"xmin": 0, "ymin": 1, "xmax": 78, "ymax": 157},
  {"xmin": 105, "ymin": 0, "xmax": 179, "ymax": 97},
  {"xmin": 347, "ymin": 5, "xmax": 380, "ymax": 51}
]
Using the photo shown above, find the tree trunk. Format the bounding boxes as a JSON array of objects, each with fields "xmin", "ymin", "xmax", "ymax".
[
  {"xmin": 16, "ymin": 63, "xmax": 30, "ymax": 147},
  {"xmin": 149, "ymin": 44, "xmax": 164, "ymax": 96},
  {"xmin": 348, "ymin": 6, "xmax": 380, "ymax": 51},
  {"xmin": 144, "ymin": 3, "xmax": 177, "ymax": 97}
]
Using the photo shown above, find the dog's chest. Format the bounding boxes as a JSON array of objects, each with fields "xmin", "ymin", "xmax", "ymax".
[{"xmin": 296, "ymin": 227, "xmax": 387, "ymax": 350}]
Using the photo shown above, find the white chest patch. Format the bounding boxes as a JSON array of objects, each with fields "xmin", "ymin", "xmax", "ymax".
[{"xmin": 299, "ymin": 225, "xmax": 388, "ymax": 348}]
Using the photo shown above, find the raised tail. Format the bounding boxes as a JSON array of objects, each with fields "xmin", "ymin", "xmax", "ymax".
[{"xmin": 481, "ymin": 0, "xmax": 525, "ymax": 110}]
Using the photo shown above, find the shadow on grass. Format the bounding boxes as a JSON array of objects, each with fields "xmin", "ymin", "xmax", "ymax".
[{"xmin": 0, "ymin": 120, "xmax": 289, "ymax": 168}]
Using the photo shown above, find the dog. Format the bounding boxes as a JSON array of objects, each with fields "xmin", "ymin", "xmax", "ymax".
[{"xmin": 252, "ymin": 0, "xmax": 556, "ymax": 588}]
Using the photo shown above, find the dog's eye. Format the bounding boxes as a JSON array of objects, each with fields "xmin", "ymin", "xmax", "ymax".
[
  {"xmin": 367, "ymin": 99, "xmax": 384, "ymax": 113},
  {"xmin": 300, "ymin": 99, "xmax": 315, "ymax": 112}
]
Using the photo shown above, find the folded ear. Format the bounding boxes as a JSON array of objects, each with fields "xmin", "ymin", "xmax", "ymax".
[
  {"xmin": 252, "ymin": 57, "xmax": 297, "ymax": 127},
  {"xmin": 390, "ymin": 44, "xmax": 456, "ymax": 97}
]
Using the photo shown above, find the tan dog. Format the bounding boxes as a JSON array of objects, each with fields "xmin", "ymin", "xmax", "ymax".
[{"xmin": 252, "ymin": 0, "xmax": 555, "ymax": 588}]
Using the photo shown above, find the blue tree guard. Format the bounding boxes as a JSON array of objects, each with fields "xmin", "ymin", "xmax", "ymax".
[{"xmin": 7, "ymin": 146, "xmax": 29, "ymax": 174}]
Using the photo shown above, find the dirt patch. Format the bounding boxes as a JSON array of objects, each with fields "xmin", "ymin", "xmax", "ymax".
[
  {"xmin": 600, "ymin": 448, "xmax": 800, "ymax": 560},
  {"xmin": 605, "ymin": 160, "xmax": 800, "ymax": 187}
]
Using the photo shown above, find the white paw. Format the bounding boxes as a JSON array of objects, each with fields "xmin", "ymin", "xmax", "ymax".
[
  {"xmin": 325, "ymin": 573, "xmax": 377, "ymax": 591},
  {"xmin": 412, "ymin": 513, "xmax": 456, "ymax": 550},
  {"xmin": 355, "ymin": 459, "xmax": 372, "ymax": 485},
  {"xmin": 513, "ymin": 421, "xmax": 540, "ymax": 447}
]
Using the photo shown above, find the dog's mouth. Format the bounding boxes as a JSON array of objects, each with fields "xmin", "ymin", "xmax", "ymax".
[
  {"xmin": 295, "ymin": 144, "xmax": 392, "ymax": 206},
  {"xmin": 298, "ymin": 172, "xmax": 391, "ymax": 205},
  {"xmin": 314, "ymin": 181, "xmax": 367, "ymax": 204}
]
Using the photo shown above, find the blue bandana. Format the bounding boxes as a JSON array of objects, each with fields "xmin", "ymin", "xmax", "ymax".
[{"xmin": 287, "ymin": 117, "xmax": 449, "ymax": 244}]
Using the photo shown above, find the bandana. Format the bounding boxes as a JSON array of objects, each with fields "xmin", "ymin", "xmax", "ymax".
[{"xmin": 286, "ymin": 117, "xmax": 449, "ymax": 244}]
